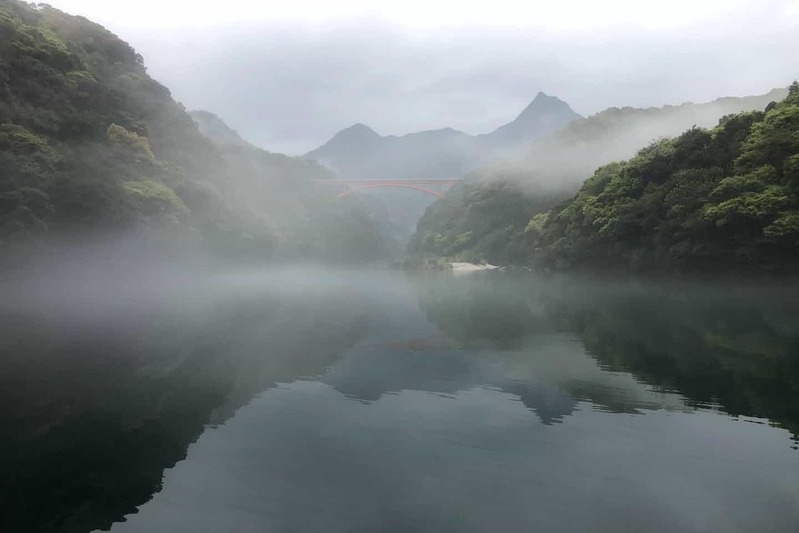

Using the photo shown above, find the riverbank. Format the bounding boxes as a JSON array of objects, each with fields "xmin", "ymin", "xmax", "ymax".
[{"xmin": 451, "ymin": 262, "xmax": 502, "ymax": 272}]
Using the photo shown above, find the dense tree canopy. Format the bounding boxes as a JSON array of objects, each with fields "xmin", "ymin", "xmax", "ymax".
[
  {"xmin": 411, "ymin": 85, "xmax": 798, "ymax": 273},
  {"xmin": 407, "ymin": 177, "xmax": 567, "ymax": 264},
  {"xmin": 0, "ymin": 0, "xmax": 386, "ymax": 264},
  {"xmin": 532, "ymin": 88, "xmax": 799, "ymax": 272}
]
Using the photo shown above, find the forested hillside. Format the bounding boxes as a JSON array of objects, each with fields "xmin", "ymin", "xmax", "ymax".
[
  {"xmin": 409, "ymin": 87, "xmax": 790, "ymax": 266},
  {"xmin": 530, "ymin": 84, "xmax": 799, "ymax": 272},
  {"xmin": 0, "ymin": 0, "xmax": 385, "ymax": 265},
  {"xmin": 189, "ymin": 110, "xmax": 388, "ymax": 262}
]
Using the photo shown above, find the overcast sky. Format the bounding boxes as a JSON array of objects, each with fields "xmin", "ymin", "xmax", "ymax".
[{"xmin": 46, "ymin": 0, "xmax": 799, "ymax": 154}]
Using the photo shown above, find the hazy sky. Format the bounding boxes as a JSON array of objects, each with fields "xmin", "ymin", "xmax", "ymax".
[{"xmin": 47, "ymin": 0, "xmax": 799, "ymax": 154}]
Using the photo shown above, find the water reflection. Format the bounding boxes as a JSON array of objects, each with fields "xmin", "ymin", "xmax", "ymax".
[
  {"xmin": 418, "ymin": 273, "xmax": 799, "ymax": 438},
  {"xmin": 543, "ymin": 276, "xmax": 799, "ymax": 440},
  {"xmin": 1, "ymin": 268, "xmax": 378, "ymax": 533},
  {"xmin": 1, "ymin": 268, "xmax": 798, "ymax": 532}
]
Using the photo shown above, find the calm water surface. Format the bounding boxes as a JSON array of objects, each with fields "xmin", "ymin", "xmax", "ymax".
[{"xmin": 2, "ymin": 267, "xmax": 798, "ymax": 532}]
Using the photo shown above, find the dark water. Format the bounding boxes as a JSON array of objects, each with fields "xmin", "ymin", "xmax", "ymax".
[{"xmin": 2, "ymin": 267, "xmax": 799, "ymax": 532}]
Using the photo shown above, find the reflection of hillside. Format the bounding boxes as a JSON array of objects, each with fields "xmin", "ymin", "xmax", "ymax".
[
  {"xmin": 5, "ymin": 271, "xmax": 799, "ymax": 531},
  {"xmin": 544, "ymin": 280, "xmax": 799, "ymax": 443},
  {"xmin": 322, "ymin": 347, "xmax": 473, "ymax": 402},
  {"xmin": 323, "ymin": 273, "xmax": 690, "ymax": 426},
  {"xmin": 500, "ymin": 381, "xmax": 579, "ymax": 425},
  {"xmin": 0, "ymin": 282, "xmax": 374, "ymax": 533},
  {"xmin": 415, "ymin": 273, "xmax": 550, "ymax": 348},
  {"xmin": 414, "ymin": 273, "xmax": 799, "ymax": 445},
  {"xmin": 321, "ymin": 330, "xmax": 692, "ymax": 428}
]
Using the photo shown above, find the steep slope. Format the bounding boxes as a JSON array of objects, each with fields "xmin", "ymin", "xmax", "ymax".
[
  {"xmin": 409, "ymin": 87, "xmax": 790, "ymax": 265},
  {"xmin": 312, "ymin": 123, "xmax": 383, "ymax": 162},
  {"xmin": 479, "ymin": 92, "xmax": 582, "ymax": 148},
  {"xmin": 507, "ymin": 87, "xmax": 790, "ymax": 188},
  {"xmin": 190, "ymin": 111, "xmax": 389, "ymax": 262},
  {"xmin": 0, "ymin": 0, "xmax": 385, "ymax": 264},
  {"xmin": 306, "ymin": 92, "xmax": 581, "ymax": 181},
  {"xmin": 190, "ymin": 110, "xmax": 249, "ymax": 147},
  {"xmin": 529, "ymin": 84, "xmax": 799, "ymax": 273},
  {"xmin": 0, "ymin": 0, "xmax": 217, "ymax": 245}
]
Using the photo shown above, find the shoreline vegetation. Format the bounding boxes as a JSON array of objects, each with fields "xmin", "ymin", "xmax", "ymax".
[{"xmin": 409, "ymin": 85, "xmax": 799, "ymax": 275}]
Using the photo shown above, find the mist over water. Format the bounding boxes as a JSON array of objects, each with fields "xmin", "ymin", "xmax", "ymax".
[
  {"xmin": 3, "ymin": 259, "xmax": 799, "ymax": 532},
  {"xmin": 2, "ymin": 2, "xmax": 799, "ymax": 531}
]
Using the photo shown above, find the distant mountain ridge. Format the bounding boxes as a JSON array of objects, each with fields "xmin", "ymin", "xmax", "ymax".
[
  {"xmin": 190, "ymin": 110, "xmax": 250, "ymax": 147},
  {"xmin": 479, "ymin": 92, "xmax": 580, "ymax": 147},
  {"xmin": 306, "ymin": 92, "xmax": 582, "ymax": 180}
]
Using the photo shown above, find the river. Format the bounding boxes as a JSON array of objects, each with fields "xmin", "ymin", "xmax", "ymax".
[{"xmin": 2, "ymin": 267, "xmax": 798, "ymax": 532}]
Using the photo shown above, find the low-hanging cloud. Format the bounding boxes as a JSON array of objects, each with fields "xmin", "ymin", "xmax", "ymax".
[{"xmin": 49, "ymin": 0, "xmax": 799, "ymax": 154}]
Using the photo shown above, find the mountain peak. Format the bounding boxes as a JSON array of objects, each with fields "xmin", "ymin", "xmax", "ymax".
[
  {"xmin": 327, "ymin": 123, "xmax": 382, "ymax": 144},
  {"xmin": 306, "ymin": 92, "xmax": 582, "ymax": 172},
  {"xmin": 306, "ymin": 123, "xmax": 382, "ymax": 158},
  {"xmin": 190, "ymin": 110, "xmax": 250, "ymax": 148},
  {"xmin": 483, "ymin": 92, "xmax": 582, "ymax": 146},
  {"xmin": 518, "ymin": 92, "xmax": 574, "ymax": 118},
  {"xmin": 341, "ymin": 123, "xmax": 379, "ymax": 136}
]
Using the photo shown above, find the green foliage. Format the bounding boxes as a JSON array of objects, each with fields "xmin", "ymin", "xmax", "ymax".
[
  {"xmin": 407, "ymin": 178, "xmax": 567, "ymax": 264},
  {"xmin": 412, "ymin": 85, "xmax": 799, "ymax": 272},
  {"xmin": 532, "ymin": 87, "xmax": 799, "ymax": 272},
  {"xmin": 737, "ymin": 99, "xmax": 799, "ymax": 174},
  {"xmin": 121, "ymin": 180, "xmax": 187, "ymax": 217},
  {"xmin": 106, "ymin": 123, "xmax": 155, "ymax": 162},
  {"xmin": 0, "ymin": 123, "xmax": 58, "ymax": 181},
  {"xmin": 0, "ymin": 0, "xmax": 189, "ymax": 244},
  {"xmin": 411, "ymin": 85, "xmax": 790, "ymax": 269},
  {"xmin": 0, "ymin": 0, "xmax": 386, "ymax": 263}
]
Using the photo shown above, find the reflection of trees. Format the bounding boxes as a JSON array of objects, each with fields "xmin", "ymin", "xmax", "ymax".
[
  {"xmin": 0, "ymin": 290, "xmax": 372, "ymax": 533},
  {"xmin": 543, "ymin": 279, "xmax": 799, "ymax": 443},
  {"xmin": 414, "ymin": 272, "xmax": 549, "ymax": 348},
  {"xmin": 5, "ymin": 272, "xmax": 799, "ymax": 532},
  {"xmin": 416, "ymin": 273, "xmax": 799, "ymax": 445},
  {"xmin": 321, "ymin": 344, "xmax": 584, "ymax": 426}
]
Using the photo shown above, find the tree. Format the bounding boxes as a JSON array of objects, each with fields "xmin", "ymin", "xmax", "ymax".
[
  {"xmin": 106, "ymin": 123, "xmax": 154, "ymax": 163},
  {"xmin": 530, "ymin": 90, "xmax": 799, "ymax": 272}
]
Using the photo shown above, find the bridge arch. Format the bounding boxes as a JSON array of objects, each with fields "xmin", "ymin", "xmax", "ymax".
[{"xmin": 336, "ymin": 182, "xmax": 445, "ymax": 199}]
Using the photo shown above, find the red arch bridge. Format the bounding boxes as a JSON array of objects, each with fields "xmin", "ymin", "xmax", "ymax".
[{"xmin": 315, "ymin": 179, "xmax": 460, "ymax": 199}]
